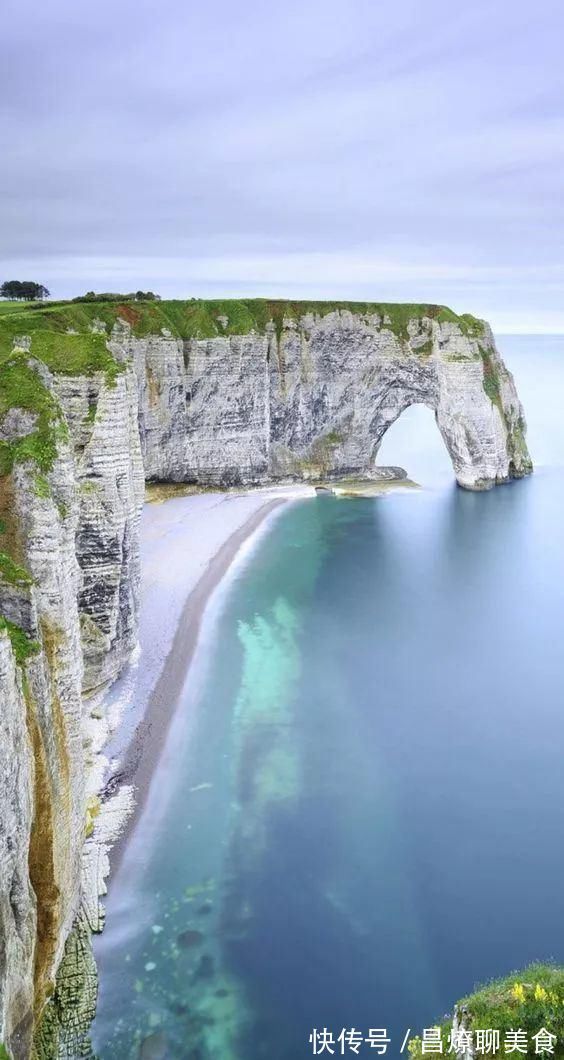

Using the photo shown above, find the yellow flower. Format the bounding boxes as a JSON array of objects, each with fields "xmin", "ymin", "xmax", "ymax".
[
  {"xmin": 535, "ymin": 984, "xmax": 548, "ymax": 1002},
  {"xmin": 512, "ymin": 983, "xmax": 526, "ymax": 1003}
]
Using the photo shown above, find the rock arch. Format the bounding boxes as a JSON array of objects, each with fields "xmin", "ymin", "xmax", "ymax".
[
  {"xmin": 264, "ymin": 312, "xmax": 532, "ymax": 490},
  {"xmin": 129, "ymin": 306, "xmax": 531, "ymax": 491}
]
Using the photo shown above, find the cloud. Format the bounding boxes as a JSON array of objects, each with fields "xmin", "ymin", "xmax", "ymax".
[{"xmin": 1, "ymin": 0, "xmax": 562, "ymax": 330}]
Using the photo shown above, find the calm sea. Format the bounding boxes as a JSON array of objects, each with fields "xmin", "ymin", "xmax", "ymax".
[{"xmin": 92, "ymin": 335, "xmax": 564, "ymax": 1060}]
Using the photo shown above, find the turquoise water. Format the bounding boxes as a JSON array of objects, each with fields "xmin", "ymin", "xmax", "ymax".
[{"xmin": 93, "ymin": 336, "xmax": 564, "ymax": 1059}]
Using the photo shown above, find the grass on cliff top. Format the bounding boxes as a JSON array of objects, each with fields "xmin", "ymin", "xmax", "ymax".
[
  {"xmin": 0, "ymin": 350, "xmax": 68, "ymax": 475},
  {"xmin": 0, "ymin": 298, "xmax": 486, "ymax": 347},
  {"xmin": 0, "ymin": 300, "xmax": 39, "ymax": 315},
  {"xmin": 408, "ymin": 963, "xmax": 564, "ymax": 1058},
  {"xmin": 0, "ymin": 309, "xmax": 122, "ymax": 378}
]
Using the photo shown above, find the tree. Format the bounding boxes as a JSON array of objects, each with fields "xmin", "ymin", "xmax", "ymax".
[
  {"xmin": 72, "ymin": 290, "xmax": 161, "ymax": 303},
  {"xmin": 0, "ymin": 280, "xmax": 50, "ymax": 300}
]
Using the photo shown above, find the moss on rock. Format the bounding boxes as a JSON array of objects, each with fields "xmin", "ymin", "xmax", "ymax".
[
  {"xmin": 32, "ymin": 914, "xmax": 97, "ymax": 1060},
  {"xmin": 0, "ymin": 551, "xmax": 33, "ymax": 587},
  {"xmin": 480, "ymin": 345, "xmax": 503, "ymax": 410},
  {"xmin": 0, "ymin": 617, "xmax": 39, "ymax": 664}
]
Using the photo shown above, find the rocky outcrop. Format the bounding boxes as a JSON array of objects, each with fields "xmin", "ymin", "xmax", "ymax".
[
  {"xmin": 268, "ymin": 314, "xmax": 530, "ymax": 490},
  {"xmin": 31, "ymin": 915, "xmax": 96, "ymax": 1060},
  {"xmin": 0, "ymin": 300, "xmax": 532, "ymax": 1060},
  {"xmin": 130, "ymin": 308, "xmax": 531, "ymax": 490}
]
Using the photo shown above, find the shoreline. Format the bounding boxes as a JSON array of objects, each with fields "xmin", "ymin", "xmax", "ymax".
[
  {"xmin": 107, "ymin": 493, "xmax": 290, "ymax": 873},
  {"xmin": 84, "ymin": 487, "xmax": 311, "ymax": 920}
]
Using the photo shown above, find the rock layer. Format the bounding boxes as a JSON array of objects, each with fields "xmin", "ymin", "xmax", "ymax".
[
  {"xmin": 0, "ymin": 301, "xmax": 532, "ymax": 1059},
  {"xmin": 52, "ymin": 366, "xmax": 144, "ymax": 692}
]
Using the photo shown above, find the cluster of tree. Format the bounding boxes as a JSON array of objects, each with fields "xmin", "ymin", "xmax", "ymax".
[
  {"xmin": 0, "ymin": 280, "xmax": 50, "ymax": 301},
  {"xmin": 72, "ymin": 291, "xmax": 161, "ymax": 303}
]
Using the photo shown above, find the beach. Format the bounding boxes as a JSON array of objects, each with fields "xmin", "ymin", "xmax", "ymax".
[{"xmin": 83, "ymin": 484, "xmax": 314, "ymax": 928}]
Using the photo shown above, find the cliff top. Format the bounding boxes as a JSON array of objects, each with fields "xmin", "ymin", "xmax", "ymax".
[{"xmin": 0, "ymin": 298, "xmax": 485, "ymax": 375}]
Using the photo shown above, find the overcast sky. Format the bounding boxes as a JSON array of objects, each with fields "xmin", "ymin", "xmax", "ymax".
[{"xmin": 1, "ymin": 0, "xmax": 563, "ymax": 330}]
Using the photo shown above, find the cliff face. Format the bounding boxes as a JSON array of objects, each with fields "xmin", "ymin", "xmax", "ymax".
[
  {"xmin": 0, "ymin": 363, "xmax": 85, "ymax": 1060},
  {"xmin": 52, "ymin": 362, "xmax": 144, "ymax": 693},
  {"xmin": 0, "ymin": 300, "xmax": 532, "ymax": 1059},
  {"xmin": 0, "ymin": 629, "xmax": 36, "ymax": 1059},
  {"xmin": 128, "ymin": 307, "xmax": 530, "ymax": 490},
  {"xmin": 0, "ymin": 348, "xmax": 144, "ymax": 1058},
  {"xmin": 133, "ymin": 329, "xmax": 271, "ymax": 483}
]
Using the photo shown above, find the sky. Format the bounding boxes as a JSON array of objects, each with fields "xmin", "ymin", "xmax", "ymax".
[{"xmin": 1, "ymin": 0, "xmax": 563, "ymax": 331}]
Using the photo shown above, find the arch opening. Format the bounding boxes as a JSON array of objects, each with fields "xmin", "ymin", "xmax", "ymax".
[{"xmin": 375, "ymin": 403, "xmax": 454, "ymax": 487}]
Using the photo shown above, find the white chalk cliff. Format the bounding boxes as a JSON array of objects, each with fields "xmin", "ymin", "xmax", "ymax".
[
  {"xmin": 0, "ymin": 301, "xmax": 531, "ymax": 1058},
  {"xmin": 132, "ymin": 309, "xmax": 529, "ymax": 490}
]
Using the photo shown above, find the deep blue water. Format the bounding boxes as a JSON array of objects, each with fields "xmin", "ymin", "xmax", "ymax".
[{"xmin": 93, "ymin": 335, "xmax": 564, "ymax": 1059}]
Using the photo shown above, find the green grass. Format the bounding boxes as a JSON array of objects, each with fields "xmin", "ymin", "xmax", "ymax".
[
  {"xmin": 30, "ymin": 331, "xmax": 122, "ymax": 381},
  {"xmin": 0, "ymin": 311, "xmax": 122, "ymax": 380},
  {"xmin": 0, "ymin": 551, "xmax": 33, "ymax": 587},
  {"xmin": 408, "ymin": 964, "xmax": 564, "ymax": 1058},
  {"xmin": 0, "ymin": 300, "xmax": 44, "ymax": 315},
  {"xmin": 0, "ymin": 298, "xmax": 486, "ymax": 351},
  {"xmin": 324, "ymin": 430, "xmax": 344, "ymax": 445},
  {"xmin": 480, "ymin": 345, "xmax": 503, "ymax": 408},
  {"xmin": 0, "ymin": 617, "xmax": 40, "ymax": 664},
  {"xmin": 85, "ymin": 399, "xmax": 98, "ymax": 424},
  {"xmin": 34, "ymin": 474, "xmax": 51, "ymax": 499},
  {"xmin": 0, "ymin": 350, "xmax": 68, "ymax": 476}
]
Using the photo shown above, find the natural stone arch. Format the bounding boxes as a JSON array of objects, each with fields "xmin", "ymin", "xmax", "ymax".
[
  {"xmin": 265, "ymin": 311, "xmax": 531, "ymax": 490},
  {"xmin": 128, "ymin": 305, "xmax": 531, "ymax": 491}
]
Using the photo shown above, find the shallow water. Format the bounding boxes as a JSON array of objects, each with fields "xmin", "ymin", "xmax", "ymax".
[{"xmin": 92, "ymin": 335, "xmax": 564, "ymax": 1059}]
